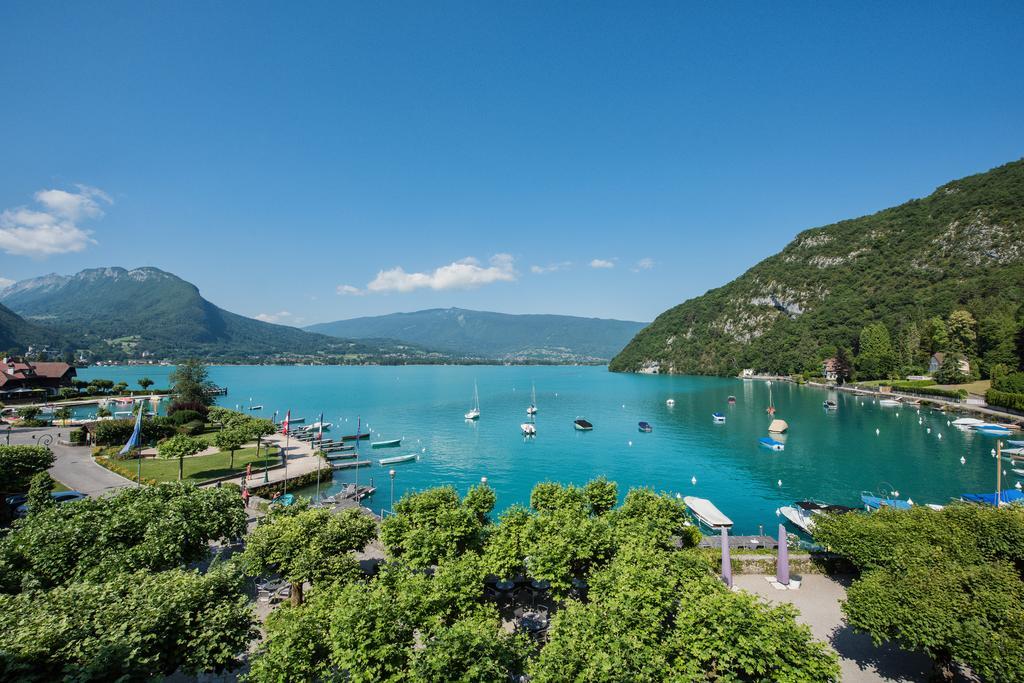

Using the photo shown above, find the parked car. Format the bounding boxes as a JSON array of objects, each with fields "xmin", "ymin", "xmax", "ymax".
[{"xmin": 14, "ymin": 491, "xmax": 87, "ymax": 517}]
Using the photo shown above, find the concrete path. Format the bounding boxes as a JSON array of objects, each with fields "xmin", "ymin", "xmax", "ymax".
[
  {"xmin": 7, "ymin": 426, "xmax": 133, "ymax": 497},
  {"xmin": 211, "ymin": 432, "xmax": 326, "ymax": 490},
  {"xmin": 734, "ymin": 574, "xmax": 937, "ymax": 682}
]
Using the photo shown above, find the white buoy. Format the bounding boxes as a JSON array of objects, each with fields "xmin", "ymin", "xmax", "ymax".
[
  {"xmin": 896, "ymin": 412, "xmax": 900, "ymax": 417},
  {"xmin": 1016, "ymin": 481, "xmax": 1022, "ymax": 490},
  {"xmin": 691, "ymin": 476, "xmax": 697, "ymax": 485},
  {"xmin": 960, "ymin": 456, "xmax": 966, "ymax": 464},
  {"xmin": 917, "ymin": 409, "xmax": 920, "ymax": 414},
  {"xmin": 875, "ymin": 428, "xmax": 880, "ymax": 435},
  {"xmin": 421, "ymin": 447, "xmax": 426, "ymax": 453},
  {"xmin": 927, "ymin": 428, "xmax": 931, "ymax": 434},
  {"xmin": 893, "ymin": 490, "xmax": 900, "ymax": 497},
  {"xmin": 991, "ymin": 449, "xmax": 996, "ymax": 457},
  {"xmin": 628, "ymin": 440, "xmax": 633, "ymax": 447},
  {"xmin": 777, "ymin": 479, "xmax": 782, "ymax": 487},
  {"xmin": 946, "ymin": 420, "xmax": 951, "ymax": 426},
  {"xmin": 622, "ymin": 404, "xmax": 625, "ymax": 409},
  {"xmin": 775, "ymin": 508, "xmax": 781, "ymax": 516},
  {"xmin": 907, "ymin": 498, "xmax": 914, "ymax": 505},
  {"xmin": 919, "ymin": 418, "xmax": 922, "ymax": 424},
  {"xmin": 938, "ymin": 433, "xmax": 942, "ymax": 439}
]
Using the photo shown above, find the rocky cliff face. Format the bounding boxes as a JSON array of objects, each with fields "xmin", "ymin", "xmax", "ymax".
[{"xmin": 610, "ymin": 159, "xmax": 1024, "ymax": 376}]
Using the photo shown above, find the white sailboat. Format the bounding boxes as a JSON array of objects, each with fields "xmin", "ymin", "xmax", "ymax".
[
  {"xmin": 464, "ymin": 381, "xmax": 481, "ymax": 420},
  {"xmin": 527, "ymin": 383, "xmax": 538, "ymax": 415}
]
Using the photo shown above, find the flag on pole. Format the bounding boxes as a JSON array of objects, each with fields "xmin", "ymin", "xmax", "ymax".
[
  {"xmin": 318, "ymin": 412, "xmax": 324, "ymax": 441},
  {"xmin": 119, "ymin": 401, "xmax": 144, "ymax": 456},
  {"xmin": 281, "ymin": 410, "xmax": 290, "ymax": 435}
]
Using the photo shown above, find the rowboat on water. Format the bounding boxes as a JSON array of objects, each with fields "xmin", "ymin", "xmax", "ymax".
[
  {"xmin": 378, "ymin": 453, "xmax": 418, "ymax": 466},
  {"xmin": 952, "ymin": 417, "xmax": 985, "ymax": 427},
  {"xmin": 878, "ymin": 398, "xmax": 901, "ymax": 407},
  {"xmin": 861, "ymin": 494, "xmax": 913, "ymax": 511},
  {"xmin": 574, "ymin": 418, "xmax": 593, "ymax": 431},
  {"xmin": 768, "ymin": 419, "xmax": 789, "ymax": 434},
  {"xmin": 759, "ymin": 436, "xmax": 785, "ymax": 451},
  {"xmin": 371, "ymin": 439, "xmax": 402, "ymax": 449},
  {"xmin": 974, "ymin": 424, "xmax": 1013, "ymax": 436},
  {"xmin": 521, "ymin": 423, "xmax": 536, "ymax": 436},
  {"xmin": 712, "ymin": 412, "xmax": 726, "ymax": 423},
  {"xmin": 319, "ymin": 443, "xmax": 356, "ymax": 453},
  {"xmin": 248, "ymin": 405, "xmax": 263, "ymax": 411},
  {"xmin": 823, "ymin": 400, "xmax": 838, "ymax": 410},
  {"xmin": 341, "ymin": 432, "xmax": 371, "ymax": 441},
  {"xmin": 727, "ymin": 395, "xmax": 736, "ymax": 404},
  {"xmin": 638, "ymin": 421, "xmax": 653, "ymax": 433},
  {"xmin": 960, "ymin": 489, "xmax": 1024, "ymax": 506},
  {"xmin": 683, "ymin": 496, "xmax": 733, "ymax": 529}
]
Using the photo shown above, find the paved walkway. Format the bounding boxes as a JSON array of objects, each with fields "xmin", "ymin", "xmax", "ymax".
[
  {"xmin": 735, "ymin": 574, "xmax": 937, "ymax": 682},
  {"xmin": 212, "ymin": 432, "xmax": 326, "ymax": 490},
  {"xmin": 7, "ymin": 426, "xmax": 133, "ymax": 496}
]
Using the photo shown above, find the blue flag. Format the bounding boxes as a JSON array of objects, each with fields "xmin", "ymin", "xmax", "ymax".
[{"xmin": 119, "ymin": 401, "xmax": 144, "ymax": 455}]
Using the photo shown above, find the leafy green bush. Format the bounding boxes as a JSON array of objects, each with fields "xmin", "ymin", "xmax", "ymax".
[
  {"xmin": 986, "ymin": 388, "xmax": 1024, "ymax": 412},
  {"xmin": 0, "ymin": 445, "xmax": 55, "ymax": 492},
  {"xmin": 171, "ymin": 409, "xmax": 203, "ymax": 426},
  {"xmin": 993, "ymin": 371, "xmax": 1024, "ymax": 393},
  {"xmin": 91, "ymin": 417, "xmax": 176, "ymax": 446},
  {"xmin": 178, "ymin": 419, "xmax": 206, "ymax": 436},
  {"xmin": 68, "ymin": 428, "xmax": 86, "ymax": 445}
]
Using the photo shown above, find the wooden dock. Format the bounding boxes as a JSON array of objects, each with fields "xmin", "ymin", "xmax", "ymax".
[{"xmin": 332, "ymin": 460, "xmax": 372, "ymax": 470}]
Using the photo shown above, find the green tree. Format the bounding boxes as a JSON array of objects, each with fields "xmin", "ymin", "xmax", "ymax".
[
  {"xmin": 53, "ymin": 406, "xmax": 72, "ymax": 426},
  {"xmin": 57, "ymin": 387, "xmax": 78, "ymax": 400},
  {"xmin": 0, "ymin": 445, "xmax": 54, "ymax": 492},
  {"xmin": 0, "ymin": 483, "xmax": 246, "ymax": 592},
  {"xmin": 925, "ymin": 316, "xmax": 949, "ymax": 354},
  {"xmin": 814, "ymin": 504, "xmax": 1024, "ymax": 681},
  {"xmin": 25, "ymin": 472, "xmax": 55, "ymax": 516},
  {"xmin": 245, "ymin": 418, "xmax": 277, "ymax": 460},
  {"xmin": 583, "ymin": 476, "xmax": 618, "ymax": 516},
  {"xmin": 411, "ymin": 609, "xmax": 529, "ymax": 682},
  {"xmin": 213, "ymin": 426, "xmax": 248, "ymax": 469},
  {"xmin": 978, "ymin": 312, "xmax": 1020, "ymax": 377},
  {"xmin": 113, "ymin": 381, "xmax": 129, "ymax": 395},
  {"xmin": 380, "ymin": 486, "xmax": 489, "ymax": 568},
  {"xmin": 137, "ymin": 376, "xmax": 154, "ymax": 391},
  {"xmin": 935, "ymin": 353, "xmax": 968, "ymax": 385},
  {"xmin": 241, "ymin": 507, "xmax": 376, "ymax": 605},
  {"xmin": 481, "ymin": 505, "xmax": 532, "ymax": 579},
  {"xmin": 157, "ymin": 434, "xmax": 206, "ymax": 481},
  {"xmin": 0, "ymin": 566, "xmax": 256, "ymax": 681},
  {"xmin": 896, "ymin": 322, "xmax": 922, "ymax": 372},
  {"xmin": 946, "ymin": 309, "xmax": 977, "ymax": 356},
  {"xmin": 16, "ymin": 406, "xmax": 41, "ymax": 422},
  {"xmin": 857, "ymin": 322, "xmax": 896, "ymax": 379},
  {"xmin": 833, "ymin": 346, "xmax": 854, "ymax": 384},
  {"xmin": 169, "ymin": 359, "xmax": 215, "ymax": 407}
]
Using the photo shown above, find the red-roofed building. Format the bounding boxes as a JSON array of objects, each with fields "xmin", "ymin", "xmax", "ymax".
[{"xmin": 0, "ymin": 358, "xmax": 77, "ymax": 400}]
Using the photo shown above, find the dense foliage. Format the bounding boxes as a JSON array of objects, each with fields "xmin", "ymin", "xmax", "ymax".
[
  {"xmin": 0, "ymin": 445, "xmax": 54, "ymax": 493},
  {"xmin": 612, "ymin": 159, "xmax": 1024, "ymax": 378},
  {"xmin": 814, "ymin": 504, "xmax": 1024, "ymax": 680},
  {"xmin": 0, "ymin": 566, "xmax": 255, "ymax": 681},
  {"xmin": 241, "ymin": 505, "xmax": 377, "ymax": 605},
  {"xmin": 249, "ymin": 480, "xmax": 837, "ymax": 682},
  {"xmin": 0, "ymin": 483, "xmax": 246, "ymax": 592},
  {"xmin": 91, "ymin": 416, "xmax": 177, "ymax": 447}
]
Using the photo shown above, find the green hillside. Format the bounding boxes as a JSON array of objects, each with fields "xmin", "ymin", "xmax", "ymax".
[
  {"xmin": 307, "ymin": 308, "xmax": 648, "ymax": 362},
  {"xmin": 0, "ymin": 302, "xmax": 60, "ymax": 353},
  {"xmin": 0, "ymin": 267, "xmax": 437, "ymax": 362},
  {"xmin": 610, "ymin": 159, "xmax": 1024, "ymax": 377}
]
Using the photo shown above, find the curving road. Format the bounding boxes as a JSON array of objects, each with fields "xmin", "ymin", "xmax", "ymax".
[{"xmin": 7, "ymin": 426, "xmax": 133, "ymax": 497}]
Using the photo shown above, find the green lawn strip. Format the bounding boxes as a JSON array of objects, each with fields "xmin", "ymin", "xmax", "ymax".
[{"xmin": 112, "ymin": 445, "xmax": 280, "ymax": 483}]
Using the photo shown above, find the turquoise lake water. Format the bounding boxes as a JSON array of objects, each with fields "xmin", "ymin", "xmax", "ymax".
[{"xmin": 77, "ymin": 365, "xmax": 1018, "ymax": 533}]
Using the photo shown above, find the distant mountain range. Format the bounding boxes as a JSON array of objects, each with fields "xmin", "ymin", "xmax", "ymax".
[
  {"xmin": 611, "ymin": 158, "xmax": 1024, "ymax": 376},
  {"xmin": 0, "ymin": 267, "xmax": 439, "ymax": 363},
  {"xmin": 307, "ymin": 308, "xmax": 648, "ymax": 362}
]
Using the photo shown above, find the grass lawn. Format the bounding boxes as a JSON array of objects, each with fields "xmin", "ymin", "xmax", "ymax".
[
  {"xmin": 934, "ymin": 379, "xmax": 990, "ymax": 396},
  {"xmin": 119, "ymin": 444, "xmax": 280, "ymax": 483},
  {"xmin": 49, "ymin": 476, "xmax": 71, "ymax": 492}
]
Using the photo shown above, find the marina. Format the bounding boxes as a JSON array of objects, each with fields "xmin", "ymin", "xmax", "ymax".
[{"xmin": 77, "ymin": 365, "xmax": 1024, "ymax": 532}]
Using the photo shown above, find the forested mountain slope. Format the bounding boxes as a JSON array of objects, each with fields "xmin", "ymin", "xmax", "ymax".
[{"xmin": 611, "ymin": 159, "xmax": 1024, "ymax": 376}]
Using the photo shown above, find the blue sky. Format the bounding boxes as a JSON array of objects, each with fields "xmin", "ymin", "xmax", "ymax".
[{"xmin": 1, "ymin": 2, "xmax": 1022, "ymax": 325}]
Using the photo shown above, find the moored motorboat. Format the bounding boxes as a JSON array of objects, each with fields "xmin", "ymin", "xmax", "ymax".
[
  {"xmin": 638, "ymin": 421, "xmax": 653, "ymax": 433},
  {"xmin": 521, "ymin": 423, "xmax": 536, "ymax": 436},
  {"xmin": 683, "ymin": 496, "xmax": 733, "ymax": 529},
  {"xmin": 823, "ymin": 400, "xmax": 838, "ymax": 410},
  {"xmin": 952, "ymin": 417, "xmax": 985, "ymax": 427},
  {"xmin": 759, "ymin": 436, "xmax": 785, "ymax": 451},
  {"xmin": 861, "ymin": 494, "xmax": 912, "ymax": 510},
  {"xmin": 340, "ymin": 432, "xmax": 371, "ymax": 441},
  {"xmin": 878, "ymin": 398, "xmax": 901, "ymax": 407},
  {"xmin": 378, "ymin": 453, "xmax": 417, "ymax": 466},
  {"xmin": 780, "ymin": 500, "xmax": 856, "ymax": 533},
  {"xmin": 574, "ymin": 418, "xmax": 593, "ymax": 431},
  {"xmin": 973, "ymin": 423, "xmax": 1013, "ymax": 436},
  {"xmin": 371, "ymin": 439, "xmax": 402, "ymax": 448},
  {"xmin": 768, "ymin": 419, "xmax": 788, "ymax": 434},
  {"xmin": 959, "ymin": 489, "xmax": 1024, "ymax": 506},
  {"xmin": 712, "ymin": 412, "xmax": 726, "ymax": 423},
  {"xmin": 727, "ymin": 395, "xmax": 736, "ymax": 404}
]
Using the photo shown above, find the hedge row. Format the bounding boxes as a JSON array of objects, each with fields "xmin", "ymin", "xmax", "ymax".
[
  {"xmin": 886, "ymin": 379, "xmax": 938, "ymax": 389},
  {"xmin": 886, "ymin": 384, "xmax": 967, "ymax": 400},
  {"xmin": 91, "ymin": 418, "xmax": 178, "ymax": 447},
  {"xmin": 94, "ymin": 456, "xmax": 159, "ymax": 486},
  {"xmin": 985, "ymin": 389, "xmax": 1024, "ymax": 413},
  {"xmin": 249, "ymin": 467, "xmax": 333, "ymax": 498}
]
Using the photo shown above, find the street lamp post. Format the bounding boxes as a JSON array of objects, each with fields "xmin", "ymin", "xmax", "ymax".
[{"xmin": 389, "ymin": 469, "xmax": 396, "ymax": 512}]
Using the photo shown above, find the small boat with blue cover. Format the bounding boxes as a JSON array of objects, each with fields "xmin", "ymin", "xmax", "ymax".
[
  {"xmin": 638, "ymin": 421, "xmax": 653, "ymax": 433},
  {"xmin": 759, "ymin": 436, "xmax": 784, "ymax": 451}
]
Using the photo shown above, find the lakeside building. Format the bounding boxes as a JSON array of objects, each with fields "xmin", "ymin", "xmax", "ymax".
[
  {"xmin": 0, "ymin": 358, "xmax": 77, "ymax": 401},
  {"xmin": 928, "ymin": 352, "xmax": 970, "ymax": 376}
]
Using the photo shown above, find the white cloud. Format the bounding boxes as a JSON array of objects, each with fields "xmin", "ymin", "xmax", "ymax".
[
  {"xmin": 632, "ymin": 257, "xmax": 655, "ymax": 271},
  {"xmin": 254, "ymin": 310, "xmax": 302, "ymax": 324},
  {"xmin": 336, "ymin": 285, "xmax": 364, "ymax": 296},
  {"xmin": 530, "ymin": 261, "xmax": 572, "ymax": 274},
  {"xmin": 366, "ymin": 254, "xmax": 517, "ymax": 293},
  {"xmin": 0, "ymin": 184, "xmax": 110, "ymax": 257},
  {"xmin": 0, "ymin": 277, "xmax": 14, "ymax": 289},
  {"xmin": 589, "ymin": 258, "xmax": 616, "ymax": 269}
]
